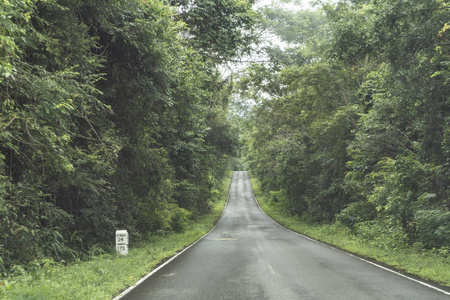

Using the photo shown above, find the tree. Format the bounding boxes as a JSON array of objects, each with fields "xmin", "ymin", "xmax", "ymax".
[
  {"xmin": 172, "ymin": 0, "xmax": 260, "ymax": 61},
  {"xmin": 328, "ymin": 0, "xmax": 450, "ymax": 248},
  {"xmin": 241, "ymin": 0, "xmax": 450, "ymax": 250},
  {"xmin": 0, "ymin": 0, "xmax": 120, "ymax": 267},
  {"xmin": 244, "ymin": 62, "xmax": 358, "ymax": 221},
  {"xmin": 1, "ymin": 0, "xmax": 253, "ymax": 273}
]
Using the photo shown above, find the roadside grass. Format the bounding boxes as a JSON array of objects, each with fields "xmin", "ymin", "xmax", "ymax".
[
  {"xmin": 250, "ymin": 176, "xmax": 450, "ymax": 288},
  {"xmin": 0, "ymin": 171, "xmax": 232, "ymax": 300}
]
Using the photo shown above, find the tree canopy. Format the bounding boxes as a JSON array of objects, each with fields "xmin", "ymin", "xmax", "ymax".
[
  {"xmin": 0, "ymin": 0, "xmax": 256, "ymax": 273},
  {"xmin": 239, "ymin": 0, "xmax": 450, "ymax": 251}
]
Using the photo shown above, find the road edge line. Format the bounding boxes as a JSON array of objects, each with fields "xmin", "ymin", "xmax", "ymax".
[
  {"xmin": 113, "ymin": 171, "xmax": 235, "ymax": 300},
  {"xmin": 247, "ymin": 172, "xmax": 450, "ymax": 296}
]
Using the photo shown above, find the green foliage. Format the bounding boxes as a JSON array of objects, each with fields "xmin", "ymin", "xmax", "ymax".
[
  {"xmin": 260, "ymin": 5, "xmax": 329, "ymax": 61},
  {"xmin": 336, "ymin": 201, "xmax": 376, "ymax": 228},
  {"xmin": 354, "ymin": 218, "xmax": 410, "ymax": 250},
  {"xmin": 169, "ymin": 205, "xmax": 192, "ymax": 233},
  {"xmin": 175, "ymin": 0, "xmax": 260, "ymax": 60},
  {"xmin": 1, "ymin": 0, "xmax": 249, "ymax": 275},
  {"xmin": 244, "ymin": 61, "xmax": 358, "ymax": 222},
  {"xmin": 337, "ymin": 0, "xmax": 450, "ymax": 249},
  {"xmin": 240, "ymin": 0, "xmax": 450, "ymax": 255},
  {"xmin": 0, "ymin": 0, "xmax": 32, "ymax": 82},
  {"xmin": 1, "ymin": 0, "xmax": 119, "ymax": 270},
  {"xmin": 0, "ymin": 173, "xmax": 230, "ymax": 299},
  {"xmin": 415, "ymin": 209, "xmax": 450, "ymax": 249}
]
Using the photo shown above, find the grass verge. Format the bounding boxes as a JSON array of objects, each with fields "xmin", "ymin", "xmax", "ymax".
[
  {"xmin": 250, "ymin": 175, "xmax": 450, "ymax": 288},
  {"xmin": 0, "ymin": 171, "xmax": 232, "ymax": 300}
]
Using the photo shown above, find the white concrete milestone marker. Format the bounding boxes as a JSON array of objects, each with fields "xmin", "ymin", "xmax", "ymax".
[{"xmin": 116, "ymin": 230, "xmax": 129, "ymax": 255}]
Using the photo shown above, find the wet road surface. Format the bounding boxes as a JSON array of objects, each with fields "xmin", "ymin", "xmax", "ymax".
[{"xmin": 118, "ymin": 171, "xmax": 450, "ymax": 300}]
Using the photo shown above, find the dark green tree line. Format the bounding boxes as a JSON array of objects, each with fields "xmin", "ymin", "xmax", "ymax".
[
  {"xmin": 241, "ymin": 0, "xmax": 449, "ymax": 250},
  {"xmin": 0, "ymin": 0, "xmax": 256, "ymax": 273}
]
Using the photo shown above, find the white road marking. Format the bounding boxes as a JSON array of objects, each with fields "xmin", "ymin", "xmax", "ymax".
[
  {"xmin": 251, "ymin": 188, "xmax": 450, "ymax": 296},
  {"xmin": 113, "ymin": 173, "xmax": 236, "ymax": 300},
  {"xmin": 268, "ymin": 264, "xmax": 276, "ymax": 275}
]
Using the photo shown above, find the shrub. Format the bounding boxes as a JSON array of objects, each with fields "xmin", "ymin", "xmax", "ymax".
[
  {"xmin": 336, "ymin": 201, "xmax": 377, "ymax": 228},
  {"xmin": 415, "ymin": 209, "xmax": 450, "ymax": 249},
  {"xmin": 169, "ymin": 206, "xmax": 192, "ymax": 233},
  {"xmin": 354, "ymin": 218, "xmax": 409, "ymax": 250}
]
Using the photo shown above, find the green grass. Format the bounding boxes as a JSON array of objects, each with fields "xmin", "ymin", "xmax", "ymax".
[
  {"xmin": 250, "ymin": 176, "xmax": 450, "ymax": 288},
  {"xmin": 0, "ymin": 171, "xmax": 232, "ymax": 300}
]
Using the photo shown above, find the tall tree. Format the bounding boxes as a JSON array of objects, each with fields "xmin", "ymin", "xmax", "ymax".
[
  {"xmin": 1, "ymin": 0, "xmax": 256, "ymax": 272},
  {"xmin": 241, "ymin": 0, "xmax": 449, "ymax": 250},
  {"xmin": 0, "ymin": 0, "xmax": 120, "ymax": 266},
  {"xmin": 172, "ymin": 0, "xmax": 260, "ymax": 61}
]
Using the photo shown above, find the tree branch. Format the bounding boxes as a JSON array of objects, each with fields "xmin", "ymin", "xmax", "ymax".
[{"xmin": 2, "ymin": 116, "xmax": 17, "ymax": 130}]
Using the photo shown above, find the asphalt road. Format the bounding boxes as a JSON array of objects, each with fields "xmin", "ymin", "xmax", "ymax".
[{"xmin": 119, "ymin": 171, "xmax": 449, "ymax": 300}]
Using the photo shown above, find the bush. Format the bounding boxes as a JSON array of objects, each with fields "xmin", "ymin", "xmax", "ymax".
[
  {"xmin": 169, "ymin": 206, "xmax": 192, "ymax": 233},
  {"xmin": 336, "ymin": 201, "xmax": 377, "ymax": 228},
  {"xmin": 354, "ymin": 218, "xmax": 409, "ymax": 250},
  {"xmin": 415, "ymin": 209, "xmax": 450, "ymax": 249}
]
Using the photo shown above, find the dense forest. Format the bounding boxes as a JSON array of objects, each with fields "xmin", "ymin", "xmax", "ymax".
[
  {"xmin": 0, "ymin": 0, "xmax": 258, "ymax": 273},
  {"xmin": 239, "ymin": 0, "xmax": 450, "ymax": 252},
  {"xmin": 1, "ymin": 0, "xmax": 449, "ymax": 277}
]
